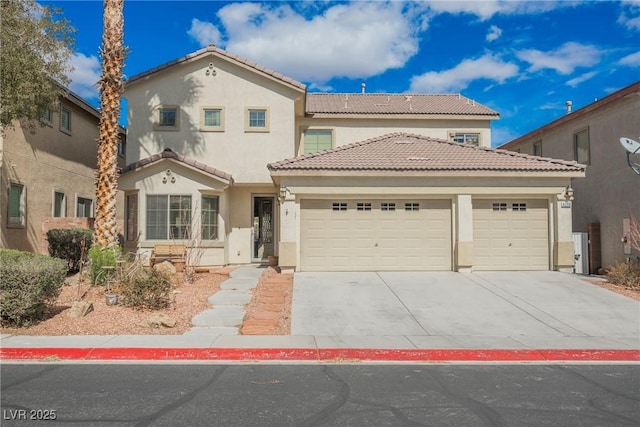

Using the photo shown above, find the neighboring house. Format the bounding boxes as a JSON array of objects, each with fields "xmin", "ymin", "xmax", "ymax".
[
  {"xmin": 120, "ymin": 45, "xmax": 585, "ymax": 272},
  {"xmin": 499, "ymin": 81, "xmax": 640, "ymax": 273},
  {"xmin": 0, "ymin": 88, "xmax": 126, "ymax": 253}
]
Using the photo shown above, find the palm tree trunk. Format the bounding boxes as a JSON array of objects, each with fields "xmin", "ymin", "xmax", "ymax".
[{"xmin": 95, "ymin": 0, "xmax": 124, "ymax": 248}]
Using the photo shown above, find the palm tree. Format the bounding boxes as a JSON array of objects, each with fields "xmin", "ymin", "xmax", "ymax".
[{"xmin": 94, "ymin": 0, "xmax": 124, "ymax": 248}]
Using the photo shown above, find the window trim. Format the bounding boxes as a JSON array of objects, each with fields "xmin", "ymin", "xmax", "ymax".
[
  {"xmin": 201, "ymin": 194, "xmax": 220, "ymax": 241},
  {"xmin": 573, "ymin": 127, "xmax": 590, "ymax": 165},
  {"xmin": 60, "ymin": 106, "xmax": 72, "ymax": 135},
  {"xmin": 75, "ymin": 195, "xmax": 94, "ymax": 218},
  {"xmin": 53, "ymin": 190, "xmax": 66, "ymax": 217},
  {"xmin": 200, "ymin": 107, "xmax": 225, "ymax": 132},
  {"xmin": 245, "ymin": 107, "xmax": 270, "ymax": 132},
  {"xmin": 449, "ymin": 131, "xmax": 480, "ymax": 146},
  {"xmin": 154, "ymin": 106, "xmax": 180, "ymax": 131},
  {"xmin": 302, "ymin": 127, "xmax": 334, "ymax": 155},
  {"xmin": 7, "ymin": 182, "xmax": 26, "ymax": 228}
]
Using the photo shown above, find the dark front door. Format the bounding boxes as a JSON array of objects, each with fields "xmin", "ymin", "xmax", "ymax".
[{"xmin": 253, "ymin": 196, "xmax": 274, "ymax": 261}]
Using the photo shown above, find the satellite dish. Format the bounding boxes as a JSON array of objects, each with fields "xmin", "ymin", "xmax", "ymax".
[
  {"xmin": 619, "ymin": 137, "xmax": 640, "ymax": 175},
  {"xmin": 620, "ymin": 137, "xmax": 640, "ymax": 154}
]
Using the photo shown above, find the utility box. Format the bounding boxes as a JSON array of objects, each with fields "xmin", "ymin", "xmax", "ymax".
[{"xmin": 572, "ymin": 232, "xmax": 589, "ymax": 274}]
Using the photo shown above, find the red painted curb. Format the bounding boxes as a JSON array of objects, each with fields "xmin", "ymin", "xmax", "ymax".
[{"xmin": 1, "ymin": 348, "xmax": 639, "ymax": 362}]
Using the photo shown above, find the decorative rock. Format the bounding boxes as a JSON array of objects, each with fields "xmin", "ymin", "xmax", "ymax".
[
  {"xmin": 154, "ymin": 261, "xmax": 176, "ymax": 275},
  {"xmin": 140, "ymin": 313, "xmax": 177, "ymax": 328},
  {"xmin": 67, "ymin": 301, "xmax": 94, "ymax": 318}
]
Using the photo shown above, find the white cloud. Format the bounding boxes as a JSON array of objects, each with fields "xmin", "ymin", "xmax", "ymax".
[
  {"xmin": 516, "ymin": 42, "xmax": 601, "ymax": 75},
  {"xmin": 187, "ymin": 18, "xmax": 222, "ymax": 46},
  {"xmin": 424, "ymin": 0, "xmax": 574, "ymax": 21},
  {"xmin": 486, "ymin": 25, "xmax": 502, "ymax": 41},
  {"xmin": 67, "ymin": 52, "xmax": 100, "ymax": 100},
  {"xmin": 565, "ymin": 71, "xmax": 598, "ymax": 87},
  {"xmin": 619, "ymin": 51, "xmax": 640, "ymax": 66},
  {"xmin": 619, "ymin": 0, "xmax": 640, "ymax": 31},
  {"xmin": 192, "ymin": 1, "xmax": 423, "ymax": 83},
  {"xmin": 409, "ymin": 53, "xmax": 518, "ymax": 93}
]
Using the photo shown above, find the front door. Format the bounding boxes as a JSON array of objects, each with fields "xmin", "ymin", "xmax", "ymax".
[{"xmin": 253, "ymin": 196, "xmax": 275, "ymax": 261}]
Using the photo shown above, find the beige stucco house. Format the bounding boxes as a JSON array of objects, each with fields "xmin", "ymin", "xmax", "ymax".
[
  {"xmin": 499, "ymin": 81, "xmax": 640, "ymax": 273},
  {"xmin": 120, "ymin": 45, "xmax": 585, "ymax": 272},
  {"xmin": 0, "ymin": 89, "xmax": 126, "ymax": 253}
]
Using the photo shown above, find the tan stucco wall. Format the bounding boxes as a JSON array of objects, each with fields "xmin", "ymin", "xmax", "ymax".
[
  {"xmin": 295, "ymin": 117, "xmax": 492, "ymax": 154},
  {"xmin": 1, "ymin": 101, "xmax": 125, "ymax": 253},
  {"xmin": 502, "ymin": 90, "xmax": 640, "ymax": 269},
  {"xmin": 124, "ymin": 54, "xmax": 302, "ymax": 184}
]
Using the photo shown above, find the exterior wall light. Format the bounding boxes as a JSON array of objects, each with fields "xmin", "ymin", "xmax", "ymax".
[{"xmin": 563, "ymin": 185, "xmax": 574, "ymax": 201}]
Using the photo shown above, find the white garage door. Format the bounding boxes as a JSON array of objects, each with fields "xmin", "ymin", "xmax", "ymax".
[
  {"xmin": 301, "ymin": 199, "xmax": 452, "ymax": 271},
  {"xmin": 473, "ymin": 199, "xmax": 549, "ymax": 270}
]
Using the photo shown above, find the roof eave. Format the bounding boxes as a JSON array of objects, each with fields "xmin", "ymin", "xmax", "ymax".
[
  {"xmin": 269, "ymin": 169, "xmax": 585, "ymax": 178},
  {"xmin": 305, "ymin": 112, "xmax": 500, "ymax": 120}
]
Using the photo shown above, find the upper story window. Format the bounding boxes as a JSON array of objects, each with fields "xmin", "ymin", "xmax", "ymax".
[
  {"xmin": 7, "ymin": 182, "xmax": 26, "ymax": 228},
  {"xmin": 574, "ymin": 127, "xmax": 590, "ymax": 164},
  {"xmin": 41, "ymin": 108, "xmax": 52, "ymax": 125},
  {"xmin": 303, "ymin": 129, "xmax": 333, "ymax": 154},
  {"xmin": 245, "ymin": 108, "xmax": 269, "ymax": 132},
  {"xmin": 60, "ymin": 106, "xmax": 71, "ymax": 134},
  {"xmin": 532, "ymin": 140, "xmax": 542, "ymax": 156},
  {"xmin": 118, "ymin": 138, "xmax": 126, "ymax": 158},
  {"xmin": 155, "ymin": 106, "xmax": 179, "ymax": 130},
  {"xmin": 201, "ymin": 107, "xmax": 224, "ymax": 131},
  {"xmin": 451, "ymin": 132, "xmax": 479, "ymax": 146}
]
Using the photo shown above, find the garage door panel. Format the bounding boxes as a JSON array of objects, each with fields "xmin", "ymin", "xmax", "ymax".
[
  {"xmin": 301, "ymin": 199, "xmax": 452, "ymax": 271},
  {"xmin": 473, "ymin": 199, "xmax": 549, "ymax": 271}
]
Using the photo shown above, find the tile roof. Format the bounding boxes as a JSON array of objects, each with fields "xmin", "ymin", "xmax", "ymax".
[
  {"xmin": 268, "ymin": 133, "xmax": 585, "ymax": 174},
  {"xmin": 306, "ymin": 93, "xmax": 499, "ymax": 117},
  {"xmin": 126, "ymin": 45, "xmax": 306, "ymax": 92},
  {"xmin": 120, "ymin": 148, "xmax": 234, "ymax": 183}
]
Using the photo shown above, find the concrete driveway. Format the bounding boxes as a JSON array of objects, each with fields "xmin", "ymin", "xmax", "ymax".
[{"xmin": 291, "ymin": 271, "xmax": 640, "ymax": 349}]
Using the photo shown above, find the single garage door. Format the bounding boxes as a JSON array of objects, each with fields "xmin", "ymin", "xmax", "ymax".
[
  {"xmin": 473, "ymin": 199, "xmax": 549, "ymax": 270},
  {"xmin": 301, "ymin": 199, "xmax": 452, "ymax": 271}
]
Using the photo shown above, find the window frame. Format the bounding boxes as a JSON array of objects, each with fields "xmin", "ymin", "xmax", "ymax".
[
  {"xmin": 302, "ymin": 128, "xmax": 334, "ymax": 154},
  {"xmin": 356, "ymin": 202, "xmax": 372, "ymax": 211},
  {"xmin": 76, "ymin": 196, "xmax": 94, "ymax": 218},
  {"xmin": 41, "ymin": 107, "xmax": 53, "ymax": 126},
  {"xmin": 405, "ymin": 202, "xmax": 420, "ymax": 211},
  {"xmin": 332, "ymin": 202, "xmax": 347, "ymax": 211},
  {"xmin": 126, "ymin": 193, "xmax": 138, "ymax": 242},
  {"xmin": 450, "ymin": 132, "xmax": 480, "ymax": 146},
  {"xmin": 60, "ymin": 106, "xmax": 72, "ymax": 134},
  {"xmin": 574, "ymin": 127, "xmax": 590, "ymax": 165},
  {"xmin": 245, "ymin": 107, "xmax": 270, "ymax": 132},
  {"xmin": 201, "ymin": 195, "xmax": 220, "ymax": 240},
  {"xmin": 154, "ymin": 106, "xmax": 179, "ymax": 131},
  {"xmin": 145, "ymin": 194, "xmax": 193, "ymax": 240},
  {"xmin": 53, "ymin": 190, "xmax": 66, "ymax": 217},
  {"xmin": 381, "ymin": 202, "xmax": 396, "ymax": 212},
  {"xmin": 7, "ymin": 182, "xmax": 26, "ymax": 228},
  {"xmin": 200, "ymin": 107, "xmax": 225, "ymax": 131}
]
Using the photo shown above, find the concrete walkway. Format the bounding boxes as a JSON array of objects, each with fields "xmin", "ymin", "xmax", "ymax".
[{"xmin": 184, "ymin": 266, "xmax": 264, "ymax": 336}]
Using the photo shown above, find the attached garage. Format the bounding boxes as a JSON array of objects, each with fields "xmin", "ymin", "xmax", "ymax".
[
  {"xmin": 473, "ymin": 199, "xmax": 550, "ymax": 270},
  {"xmin": 301, "ymin": 199, "xmax": 452, "ymax": 271},
  {"xmin": 268, "ymin": 133, "xmax": 585, "ymax": 272}
]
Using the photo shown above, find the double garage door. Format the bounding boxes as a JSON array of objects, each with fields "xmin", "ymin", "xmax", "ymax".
[
  {"xmin": 300, "ymin": 198, "xmax": 550, "ymax": 271},
  {"xmin": 300, "ymin": 199, "xmax": 452, "ymax": 271}
]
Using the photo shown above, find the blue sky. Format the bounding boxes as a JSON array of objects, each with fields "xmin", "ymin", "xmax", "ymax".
[{"xmin": 45, "ymin": 0, "xmax": 640, "ymax": 147}]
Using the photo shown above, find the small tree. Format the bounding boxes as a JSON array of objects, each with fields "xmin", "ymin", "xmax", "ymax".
[{"xmin": 0, "ymin": 0, "xmax": 75, "ymax": 133}]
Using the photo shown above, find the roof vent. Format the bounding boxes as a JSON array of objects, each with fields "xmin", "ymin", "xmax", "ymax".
[
  {"xmin": 361, "ymin": 82, "xmax": 366, "ymax": 94},
  {"xmin": 163, "ymin": 148, "xmax": 173, "ymax": 152},
  {"xmin": 566, "ymin": 100, "xmax": 572, "ymax": 114}
]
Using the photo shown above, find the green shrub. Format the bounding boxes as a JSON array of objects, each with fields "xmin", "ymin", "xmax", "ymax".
[
  {"xmin": 88, "ymin": 245, "xmax": 121, "ymax": 285},
  {"xmin": 0, "ymin": 249, "xmax": 67, "ymax": 326},
  {"xmin": 607, "ymin": 261, "xmax": 640, "ymax": 290},
  {"xmin": 46, "ymin": 228, "xmax": 93, "ymax": 273},
  {"xmin": 120, "ymin": 268, "xmax": 171, "ymax": 310}
]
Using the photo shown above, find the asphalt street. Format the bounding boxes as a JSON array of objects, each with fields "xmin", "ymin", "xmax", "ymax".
[{"xmin": 1, "ymin": 363, "xmax": 638, "ymax": 426}]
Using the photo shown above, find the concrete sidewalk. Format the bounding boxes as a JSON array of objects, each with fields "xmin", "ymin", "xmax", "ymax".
[{"xmin": 1, "ymin": 271, "xmax": 639, "ymax": 363}]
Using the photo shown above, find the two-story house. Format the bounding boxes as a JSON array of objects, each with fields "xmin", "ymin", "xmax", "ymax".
[
  {"xmin": 1, "ymin": 88, "xmax": 126, "ymax": 253},
  {"xmin": 499, "ymin": 81, "xmax": 640, "ymax": 273},
  {"xmin": 120, "ymin": 45, "xmax": 585, "ymax": 272}
]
